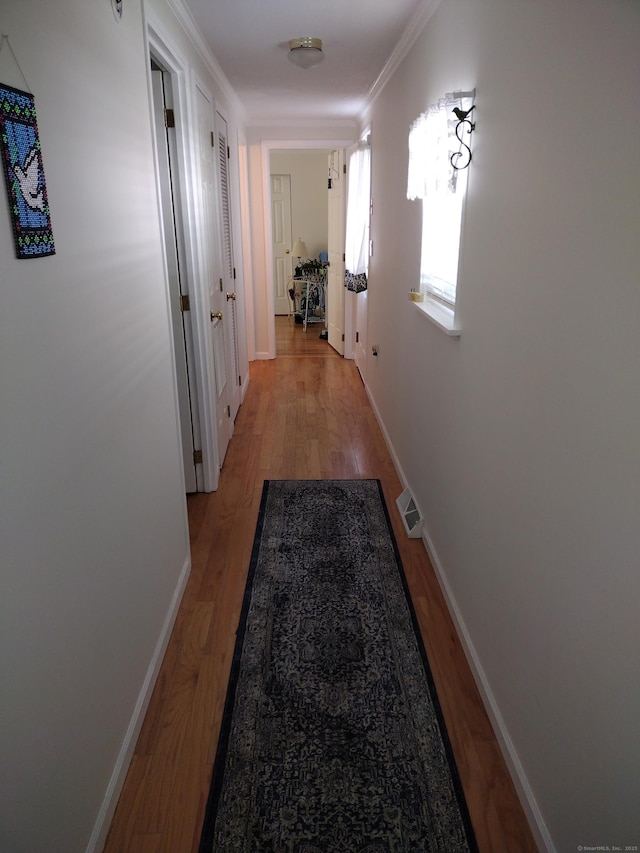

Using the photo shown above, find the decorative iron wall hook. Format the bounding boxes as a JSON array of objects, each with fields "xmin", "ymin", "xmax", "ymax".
[{"xmin": 450, "ymin": 105, "xmax": 476, "ymax": 171}]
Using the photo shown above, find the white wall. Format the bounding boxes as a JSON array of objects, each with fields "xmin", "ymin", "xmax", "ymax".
[
  {"xmin": 0, "ymin": 1, "xmax": 189, "ymax": 850},
  {"xmin": 270, "ymin": 149, "xmax": 329, "ymax": 260},
  {"xmin": 362, "ymin": 0, "xmax": 640, "ymax": 850}
]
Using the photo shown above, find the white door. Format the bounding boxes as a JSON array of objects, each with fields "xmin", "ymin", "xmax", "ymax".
[
  {"xmin": 354, "ymin": 290, "xmax": 368, "ymax": 381},
  {"xmin": 216, "ymin": 111, "xmax": 241, "ymax": 424},
  {"xmin": 196, "ymin": 85, "xmax": 230, "ymax": 469},
  {"xmin": 151, "ymin": 65, "xmax": 199, "ymax": 492},
  {"xmin": 271, "ymin": 174, "xmax": 293, "ymax": 315},
  {"xmin": 327, "ymin": 149, "xmax": 346, "ymax": 355}
]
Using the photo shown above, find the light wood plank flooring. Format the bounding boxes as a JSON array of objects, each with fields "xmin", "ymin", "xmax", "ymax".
[{"xmin": 104, "ymin": 317, "xmax": 538, "ymax": 852}]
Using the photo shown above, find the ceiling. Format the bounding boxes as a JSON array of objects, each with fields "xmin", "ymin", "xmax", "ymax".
[{"xmin": 180, "ymin": 0, "xmax": 433, "ymax": 124}]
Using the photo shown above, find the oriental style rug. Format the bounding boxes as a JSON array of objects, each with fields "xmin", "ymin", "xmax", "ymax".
[{"xmin": 199, "ymin": 479, "xmax": 477, "ymax": 852}]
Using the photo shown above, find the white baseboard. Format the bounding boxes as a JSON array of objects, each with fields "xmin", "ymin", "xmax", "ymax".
[
  {"xmin": 240, "ymin": 372, "xmax": 250, "ymax": 403},
  {"xmin": 419, "ymin": 525, "xmax": 554, "ymax": 853},
  {"xmin": 86, "ymin": 551, "xmax": 192, "ymax": 853},
  {"xmin": 362, "ymin": 379, "xmax": 554, "ymax": 853}
]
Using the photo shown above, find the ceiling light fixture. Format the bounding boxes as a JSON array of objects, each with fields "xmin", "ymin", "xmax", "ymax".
[{"xmin": 288, "ymin": 37, "xmax": 324, "ymax": 69}]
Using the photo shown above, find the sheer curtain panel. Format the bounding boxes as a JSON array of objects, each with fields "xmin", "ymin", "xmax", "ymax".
[
  {"xmin": 407, "ymin": 91, "xmax": 474, "ymax": 306},
  {"xmin": 345, "ymin": 139, "xmax": 371, "ymax": 292}
]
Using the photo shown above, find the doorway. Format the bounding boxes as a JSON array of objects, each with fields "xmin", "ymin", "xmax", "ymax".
[
  {"xmin": 147, "ymin": 26, "xmax": 242, "ymax": 494},
  {"xmin": 268, "ymin": 146, "xmax": 343, "ymax": 356},
  {"xmin": 150, "ymin": 57, "xmax": 202, "ymax": 492}
]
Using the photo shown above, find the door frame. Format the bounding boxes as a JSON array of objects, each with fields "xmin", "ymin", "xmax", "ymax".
[
  {"xmin": 261, "ymin": 139, "xmax": 355, "ymax": 360},
  {"xmin": 146, "ymin": 21, "xmax": 219, "ymax": 492},
  {"xmin": 150, "ymin": 62, "xmax": 199, "ymax": 492}
]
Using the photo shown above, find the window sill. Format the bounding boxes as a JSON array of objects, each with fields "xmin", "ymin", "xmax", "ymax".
[{"xmin": 411, "ymin": 297, "xmax": 461, "ymax": 336}]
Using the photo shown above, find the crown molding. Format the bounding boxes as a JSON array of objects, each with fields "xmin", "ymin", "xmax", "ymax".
[
  {"xmin": 166, "ymin": 0, "xmax": 249, "ymax": 125},
  {"xmin": 246, "ymin": 116, "xmax": 358, "ymax": 131},
  {"xmin": 359, "ymin": 0, "xmax": 444, "ymax": 121}
]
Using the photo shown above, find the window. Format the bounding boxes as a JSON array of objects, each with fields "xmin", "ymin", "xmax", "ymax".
[{"xmin": 407, "ymin": 91, "xmax": 475, "ymax": 331}]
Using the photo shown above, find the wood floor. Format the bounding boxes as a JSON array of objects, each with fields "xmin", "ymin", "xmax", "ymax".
[{"xmin": 104, "ymin": 317, "xmax": 538, "ymax": 853}]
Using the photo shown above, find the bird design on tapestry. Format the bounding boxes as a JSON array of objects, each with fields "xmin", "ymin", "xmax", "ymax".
[{"xmin": 13, "ymin": 146, "xmax": 45, "ymax": 212}]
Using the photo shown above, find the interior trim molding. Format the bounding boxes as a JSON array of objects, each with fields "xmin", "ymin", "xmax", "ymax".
[
  {"xmin": 360, "ymin": 0, "xmax": 444, "ymax": 120},
  {"xmin": 247, "ymin": 117, "xmax": 358, "ymax": 130},
  {"xmin": 260, "ymin": 138, "xmax": 357, "ymax": 361},
  {"xmin": 166, "ymin": 0, "xmax": 249, "ymax": 125},
  {"xmin": 144, "ymin": 14, "xmax": 220, "ymax": 492}
]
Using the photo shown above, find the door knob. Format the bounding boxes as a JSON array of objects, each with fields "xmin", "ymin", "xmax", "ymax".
[
  {"xmin": 226, "ymin": 292, "xmax": 236, "ymax": 301},
  {"xmin": 210, "ymin": 311, "xmax": 223, "ymax": 321}
]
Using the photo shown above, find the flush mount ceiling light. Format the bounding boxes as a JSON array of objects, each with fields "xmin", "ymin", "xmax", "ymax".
[{"xmin": 288, "ymin": 37, "xmax": 324, "ymax": 69}]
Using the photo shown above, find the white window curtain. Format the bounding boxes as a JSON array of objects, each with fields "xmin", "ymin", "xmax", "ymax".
[
  {"xmin": 407, "ymin": 91, "xmax": 473, "ymax": 200},
  {"xmin": 407, "ymin": 90, "xmax": 474, "ymax": 306},
  {"xmin": 345, "ymin": 138, "xmax": 371, "ymax": 292}
]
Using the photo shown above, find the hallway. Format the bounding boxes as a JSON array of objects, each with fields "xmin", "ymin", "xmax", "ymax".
[{"xmin": 104, "ymin": 349, "xmax": 537, "ymax": 852}]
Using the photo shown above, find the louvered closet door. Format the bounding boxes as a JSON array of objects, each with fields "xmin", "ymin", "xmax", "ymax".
[
  {"xmin": 216, "ymin": 110, "xmax": 241, "ymax": 423},
  {"xmin": 197, "ymin": 85, "xmax": 230, "ymax": 470}
]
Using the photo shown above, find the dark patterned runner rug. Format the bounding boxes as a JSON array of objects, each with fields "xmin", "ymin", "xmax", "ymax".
[{"xmin": 199, "ymin": 479, "xmax": 477, "ymax": 852}]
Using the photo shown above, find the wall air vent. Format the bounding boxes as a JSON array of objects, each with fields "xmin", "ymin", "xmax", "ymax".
[{"xmin": 396, "ymin": 488, "xmax": 424, "ymax": 539}]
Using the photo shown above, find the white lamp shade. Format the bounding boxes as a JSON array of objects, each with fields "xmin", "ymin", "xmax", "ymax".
[
  {"xmin": 292, "ymin": 239, "xmax": 308, "ymax": 257},
  {"xmin": 288, "ymin": 38, "xmax": 324, "ymax": 69}
]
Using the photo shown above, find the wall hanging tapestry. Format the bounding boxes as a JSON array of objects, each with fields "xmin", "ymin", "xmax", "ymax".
[
  {"xmin": 0, "ymin": 82, "xmax": 55, "ymax": 258},
  {"xmin": 199, "ymin": 479, "xmax": 477, "ymax": 852}
]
